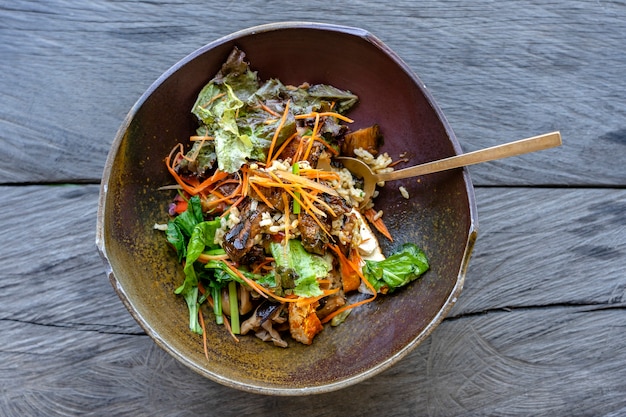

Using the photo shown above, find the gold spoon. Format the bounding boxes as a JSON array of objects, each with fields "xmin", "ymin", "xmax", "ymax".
[{"xmin": 336, "ymin": 131, "xmax": 562, "ymax": 208}]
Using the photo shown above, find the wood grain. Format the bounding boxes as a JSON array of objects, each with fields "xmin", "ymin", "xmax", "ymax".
[
  {"xmin": 1, "ymin": 0, "xmax": 624, "ymax": 185},
  {"xmin": 3, "ymin": 308, "xmax": 625, "ymax": 416},
  {"xmin": 1, "ymin": 0, "xmax": 625, "ymax": 415},
  {"xmin": 1, "ymin": 185, "xmax": 624, "ymax": 415},
  {"xmin": 452, "ymin": 187, "xmax": 626, "ymax": 315}
]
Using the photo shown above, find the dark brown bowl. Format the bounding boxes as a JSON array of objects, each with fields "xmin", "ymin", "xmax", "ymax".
[{"xmin": 96, "ymin": 22, "xmax": 477, "ymax": 395}]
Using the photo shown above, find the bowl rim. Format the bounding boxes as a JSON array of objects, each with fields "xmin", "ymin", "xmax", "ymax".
[{"xmin": 96, "ymin": 21, "xmax": 478, "ymax": 396}]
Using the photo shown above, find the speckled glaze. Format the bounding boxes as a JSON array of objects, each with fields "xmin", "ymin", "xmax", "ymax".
[{"xmin": 96, "ymin": 22, "xmax": 478, "ymax": 395}]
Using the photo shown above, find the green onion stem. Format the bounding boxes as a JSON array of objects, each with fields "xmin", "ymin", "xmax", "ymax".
[
  {"xmin": 228, "ymin": 281, "xmax": 240, "ymax": 334},
  {"xmin": 292, "ymin": 162, "xmax": 301, "ymax": 214},
  {"xmin": 212, "ymin": 286, "xmax": 223, "ymax": 325}
]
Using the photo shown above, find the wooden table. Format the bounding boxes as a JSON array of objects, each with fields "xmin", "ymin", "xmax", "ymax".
[{"xmin": 2, "ymin": 1, "xmax": 625, "ymax": 415}]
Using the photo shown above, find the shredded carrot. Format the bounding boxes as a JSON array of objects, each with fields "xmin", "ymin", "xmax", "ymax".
[
  {"xmin": 295, "ymin": 111, "xmax": 353, "ymax": 123},
  {"xmin": 183, "ymin": 137, "xmax": 207, "ymax": 163},
  {"xmin": 221, "ymin": 191, "xmax": 246, "ymax": 216},
  {"xmin": 221, "ymin": 313, "xmax": 240, "ymax": 343},
  {"xmin": 293, "ymin": 136, "xmax": 307, "ymax": 162},
  {"xmin": 166, "ymin": 145, "xmax": 232, "ymax": 197},
  {"xmin": 292, "ymin": 196, "xmax": 332, "ymax": 238},
  {"xmin": 311, "ymin": 134, "xmax": 339, "ymax": 155},
  {"xmin": 197, "ymin": 253, "xmax": 230, "ymax": 263},
  {"xmin": 295, "ymin": 191, "xmax": 329, "ymax": 220},
  {"xmin": 282, "ymin": 193, "xmax": 290, "ymax": 243},
  {"xmin": 220, "ymin": 169, "xmax": 249, "ymax": 217},
  {"xmin": 266, "ymin": 100, "xmax": 291, "ymax": 164},
  {"xmin": 272, "ymin": 170, "xmax": 338, "ymax": 196},
  {"xmin": 224, "ymin": 261, "xmax": 311, "ymax": 304},
  {"xmin": 251, "ymin": 257, "xmax": 274, "ymax": 274},
  {"xmin": 295, "ymin": 288, "xmax": 340, "ymax": 307},
  {"xmin": 264, "ymin": 178, "xmax": 326, "ymax": 222},
  {"xmin": 248, "ymin": 181, "xmax": 276, "ymax": 209},
  {"xmin": 302, "ymin": 113, "xmax": 320, "ymax": 161},
  {"xmin": 321, "ymin": 245, "xmax": 377, "ymax": 324},
  {"xmin": 189, "ymin": 135, "xmax": 215, "ymax": 141},
  {"xmin": 197, "ymin": 308, "xmax": 210, "ymax": 360},
  {"xmin": 223, "ymin": 261, "xmax": 269, "ymax": 300},
  {"xmin": 364, "ymin": 208, "xmax": 393, "ymax": 241},
  {"xmin": 191, "ymin": 170, "xmax": 231, "ymax": 196},
  {"xmin": 299, "ymin": 168, "xmax": 341, "ymax": 182},
  {"xmin": 270, "ymin": 131, "xmax": 299, "ymax": 162},
  {"xmin": 389, "ymin": 158, "xmax": 410, "ymax": 167},
  {"xmin": 248, "ymin": 170, "xmax": 336, "ymax": 238},
  {"xmin": 260, "ymin": 102, "xmax": 280, "ymax": 117},
  {"xmin": 165, "ymin": 144, "xmax": 197, "ymax": 195},
  {"xmin": 203, "ymin": 179, "xmax": 242, "ymax": 208},
  {"xmin": 200, "ymin": 92, "xmax": 226, "ymax": 109},
  {"xmin": 240, "ymin": 166, "xmax": 250, "ymax": 198}
]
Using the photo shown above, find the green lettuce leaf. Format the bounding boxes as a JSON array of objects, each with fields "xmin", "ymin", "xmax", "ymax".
[
  {"xmin": 269, "ymin": 239, "xmax": 331, "ymax": 298},
  {"xmin": 176, "ymin": 136, "xmax": 217, "ymax": 177},
  {"xmin": 189, "ymin": 47, "xmax": 357, "ymax": 173},
  {"xmin": 362, "ymin": 243, "xmax": 429, "ymax": 294}
]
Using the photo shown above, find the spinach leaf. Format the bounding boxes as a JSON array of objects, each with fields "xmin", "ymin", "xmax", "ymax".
[
  {"xmin": 173, "ymin": 217, "xmax": 222, "ymax": 334},
  {"xmin": 362, "ymin": 243, "xmax": 429, "ymax": 294},
  {"xmin": 172, "ymin": 195, "xmax": 203, "ymax": 238},
  {"xmin": 166, "ymin": 222, "xmax": 186, "ymax": 262}
]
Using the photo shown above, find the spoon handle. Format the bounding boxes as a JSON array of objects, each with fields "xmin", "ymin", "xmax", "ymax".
[{"xmin": 380, "ymin": 131, "xmax": 562, "ymax": 181}]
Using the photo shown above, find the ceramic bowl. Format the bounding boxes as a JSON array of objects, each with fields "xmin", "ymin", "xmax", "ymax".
[{"xmin": 96, "ymin": 22, "xmax": 477, "ymax": 395}]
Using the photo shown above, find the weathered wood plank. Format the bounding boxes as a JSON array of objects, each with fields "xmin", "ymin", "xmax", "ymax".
[
  {"xmin": 451, "ymin": 187, "xmax": 626, "ymax": 316},
  {"xmin": 1, "ymin": 0, "xmax": 624, "ymax": 185},
  {"xmin": 1, "ymin": 0, "xmax": 625, "ymax": 414},
  {"xmin": 2, "ymin": 308, "xmax": 625, "ymax": 416},
  {"xmin": 1, "ymin": 185, "xmax": 624, "ymax": 415},
  {"xmin": 0, "ymin": 185, "xmax": 138, "ymax": 333}
]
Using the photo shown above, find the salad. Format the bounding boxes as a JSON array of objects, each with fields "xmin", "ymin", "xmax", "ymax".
[{"xmin": 157, "ymin": 47, "xmax": 429, "ymax": 350}]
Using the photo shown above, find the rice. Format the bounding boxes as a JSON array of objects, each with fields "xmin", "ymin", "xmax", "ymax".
[
  {"xmin": 331, "ymin": 167, "xmax": 366, "ymax": 207},
  {"xmin": 327, "ymin": 148, "xmax": 397, "ymax": 210},
  {"xmin": 153, "ymin": 223, "xmax": 168, "ymax": 231},
  {"xmin": 258, "ymin": 209, "xmax": 301, "ymax": 238},
  {"xmin": 249, "ymin": 198, "xmax": 258, "ymax": 212},
  {"xmin": 259, "ymin": 212, "xmax": 273, "ymax": 227},
  {"xmin": 213, "ymin": 215, "xmax": 229, "ymax": 246},
  {"xmin": 266, "ymin": 159, "xmax": 290, "ymax": 172},
  {"xmin": 353, "ymin": 148, "xmax": 393, "ymax": 175},
  {"xmin": 269, "ymin": 224, "xmax": 283, "ymax": 234}
]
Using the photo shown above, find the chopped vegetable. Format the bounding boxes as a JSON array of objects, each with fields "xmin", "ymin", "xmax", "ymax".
[
  {"xmin": 362, "ymin": 243, "xmax": 430, "ymax": 294},
  {"xmin": 269, "ymin": 239, "xmax": 332, "ymax": 298},
  {"xmin": 159, "ymin": 47, "xmax": 431, "ymax": 348}
]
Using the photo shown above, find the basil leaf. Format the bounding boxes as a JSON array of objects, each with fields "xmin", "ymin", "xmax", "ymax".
[{"xmin": 362, "ymin": 243, "xmax": 429, "ymax": 293}]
